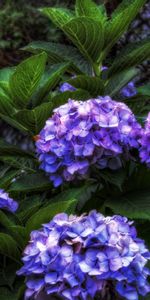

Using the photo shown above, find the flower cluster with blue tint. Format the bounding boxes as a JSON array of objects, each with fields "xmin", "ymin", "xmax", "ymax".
[
  {"xmin": 36, "ymin": 97, "xmax": 142, "ymax": 187},
  {"xmin": 0, "ymin": 189, "xmax": 18, "ymax": 212},
  {"xmin": 18, "ymin": 211, "xmax": 150, "ymax": 300},
  {"xmin": 139, "ymin": 113, "xmax": 150, "ymax": 166},
  {"xmin": 121, "ymin": 82, "xmax": 137, "ymax": 98}
]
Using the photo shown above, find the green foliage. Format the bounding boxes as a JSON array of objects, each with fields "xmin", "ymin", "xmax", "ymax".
[
  {"xmin": 41, "ymin": 7, "xmax": 104, "ymax": 64},
  {"xmin": 26, "ymin": 199, "xmax": 77, "ymax": 232},
  {"xmin": 67, "ymin": 75, "xmax": 104, "ymax": 96},
  {"xmin": 9, "ymin": 52, "xmax": 47, "ymax": 108},
  {"xmin": 0, "ymin": 233, "xmax": 21, "ymax": 263},
  {"xmin": 23, "ymin": 41, "xmax": 92, "ymax": 74},
  {"xmin": 0, "ymin": 0, "xmax": 150, "ymax": 299},
  {"xmin": 105, "ymin": 68, "xmax": 139, "ymax": 96},
  {"xmin": 75, "ymin": 0, "xmax": 107, "ymax": 24}
]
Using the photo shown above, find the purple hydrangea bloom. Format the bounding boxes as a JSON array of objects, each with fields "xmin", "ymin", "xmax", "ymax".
[
  {"xmin": 17, "ymin": 211, "xmax": 150, "ymax": 300},
  {"xmin": 139, "ymin": 113, "xmax": 150, "ymax": 166},
  {"xmin": 121, "ymin": 82, "xmax": 137, "ymax": 98},
  {"xmin": 36, "ymin": 97, "xmax": 142, "ymax": 187},
  {"xmin": 0, "ymin": 189, "xmax": 18, "ymax": 212}
]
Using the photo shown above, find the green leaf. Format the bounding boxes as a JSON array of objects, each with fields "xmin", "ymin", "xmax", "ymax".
[
  {"xmin": 26, "ymin": 199, "xmax": 77, "ymax": 232},
  {"xmin": 104, "ymin": 68, "xmax": 138, "ymax": 96},
  {"xmin": 41, "ymin": 7, "xmax": 104, "ymax": 63},
  {"xmin": 0, "ymin": 156, "xmax": 36, "ymax": 172},
  {"xmin": 62, "ymin": 17, "xmax": 104, "ymax": 63},
  {"xmin": 103, "ymin": 0, "xmax": 146, "ymax": 54},
  {"xmin": 108, "ymin": 39, "xmax": 150, "ymax": 76},
  {"xmin": 99, "ymin": 169, "xmax": 126, "ymax": 191},
  {"xmin": 51, "ymin": 89, "xmax": 90, "ymax": 105},
  {"xmin": 23, "ymin": 41, "xmax": 92, "ymax": 75},
  {"xmin": 0, "ymin": 169, "xmax": 19, "ymax": 189},
  {"xmin": 8, "ymin": 225, "xmax": 28, "ymax": 249},
  {"xmin": 0, "ymin": 139, "xmax": 33, "ymax": 157},
  {"xmin": 32, "ymin": 62, "xmax": 71, "ymax": 106},
  {"xmin": 40, "ymin": 7, "xmax": 74, "ymax": 28},
  {"xmin": 0, "ymin": 233, "xmax": 20, "ymax": 263},
  {"xmin": 13, "ymin": 102, "xmax": 54, "ymax": 135},
  {"xmin": 0, "ymin": 210, "xmax": 14, "ymax": 229},
  {"xmin": 51, "ymin": 183, "xmax": 98, "ymax": 210},
  {"xmin": 112, "ymin": 0, "xmax": 135, "ymax": 17},
  {"xmin": 67, "ymin": 75, "xmax": 104, "ymax": 96},
  {"xmin": 105, "ymin": 190, "xmax": 150, "ymax": 220},
  {"xmin": 75, "ymin": 0, "xmax": 107, "ymax": 24},
  {"xmin": 0, "ymin": 113, "xmax": 29, "ymax": 134},
  {"xmin": 9, "ymin": 52, "xmax": 47, "ymax": 108},
  {"xmin": 9, "ymin": 172, "xmax": 51, "ymax": 193},
  {"xmin": 0, "ymin": 67, "xmax": 15, "ymax": 81},
  {"xmin": 0, "ymin": 81, "xmax": 15, "ymax": 115},
  {"xmin": 18, "ymin": 196, "xmax": 41, "ymax": 223},
  {"xmin": 137, "ymin": 84, "xmax": 150, "ymax": 97}
]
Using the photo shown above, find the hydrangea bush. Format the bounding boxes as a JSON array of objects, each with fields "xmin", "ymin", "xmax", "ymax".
[{"xmin": 0, "ymin": 0, "xmax": 149, "ymax": 299}]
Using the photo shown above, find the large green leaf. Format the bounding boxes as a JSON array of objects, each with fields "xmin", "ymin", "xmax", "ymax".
[
  {"xmin": 105, "ymin": 190, "xmax": 150, "ymax": 220},
  {"xmin": 0, "ymin": 81, "xmax": 15, "ymax": 115},
  {"xmin": 41, "ymin": 7, "xmax": 104, "ymax": 63},
  {"xmin": 0, "ymin": 233, "xmax": 20, "ymax": 263},
  {"xmin": 26, "ymin": 199, "xmax": 77, "ymax": 232},
  {"xmin": 23, "ymin": 41, "xmax": 92, "ymax": 75},
  {"xmin": 75, "ymin": 0, "xmax": 107, "ymax": 24},
  {"xmin": 104, "ymin": 68, "xmax": 138, "ymax": 96},
  {"xmin": 62, "ymin": 17, "xmax": 104, "ymax": 63},
  {"xmin": 67, "ymin": 75, "xmax": 104, "ymax": 96},
  {"xmin": 9, "ymin": 172, "xmax": 51, "ymax": 193},
  {"xmin": 32, "ymin": 62, "xmax": 71, "ymax": 106},
  {"xmin": 9, "ymin": 52, "xmax": 47, "ymax": 108},
  {"xmin": 108, "ymin": 39, "xmax": 150, "ymax": 76},
  {"xmin": 103, "ymin": 0, "xmax": 146, "ymax": 54},
  {"xmin": 13, "ymin": 102, "xmax": 54, "ymax": 134}
]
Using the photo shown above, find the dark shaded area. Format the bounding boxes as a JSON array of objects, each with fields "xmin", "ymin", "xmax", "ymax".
[{"xmin": 0, "ymin": 0, "xmax": 124, "ymax": 68}]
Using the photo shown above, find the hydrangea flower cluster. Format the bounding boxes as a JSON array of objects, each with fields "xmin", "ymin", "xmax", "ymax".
[
  {"xmin": 139, "ymin": 113, "xmax": 150, "ymax": 166},
  {"xmin": 0, "ymin": 189, "xmax": 18, "ymax": 212},
  {"xmin": 18, "ymin": 211, "xmax": 150, "ymax": 300},
  {"xmin": 36, "ymin": 97, "xmax": 142, "ymax": 187}
]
